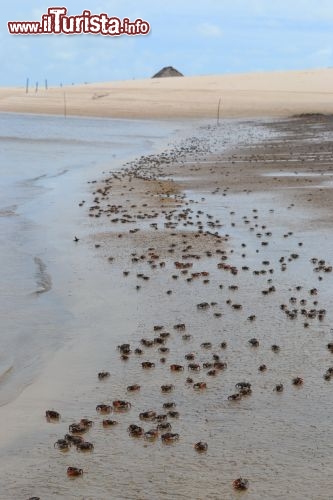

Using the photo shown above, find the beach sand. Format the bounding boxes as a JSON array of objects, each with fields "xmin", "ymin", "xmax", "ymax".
[
  {"xmin": 1, "ymin": 69, "xmax": 333, "ymax": 499},
  {"xmin": 1, "ymin": 68, "xmax": 333, "ymax": 119}
]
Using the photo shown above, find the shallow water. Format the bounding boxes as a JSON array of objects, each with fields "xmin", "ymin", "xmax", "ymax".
[{"xmin": 0, "ymin": 112, "xmax": 193, "ymax": 404}]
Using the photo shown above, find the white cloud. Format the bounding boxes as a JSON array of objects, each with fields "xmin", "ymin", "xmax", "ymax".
[{"xmin": 197, "ymin": 22, "xmax": 223, "ymax": 38}]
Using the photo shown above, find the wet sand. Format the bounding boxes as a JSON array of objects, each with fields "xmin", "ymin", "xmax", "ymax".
[{"xmin": 1, "ymin": 114, "xmax": 333, "ymax": 499}]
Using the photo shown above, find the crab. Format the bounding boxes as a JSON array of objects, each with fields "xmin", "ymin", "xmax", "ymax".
[
  {"xmin": 228, "ymin": 393, "xmax": 241, "ymax": 401},
  {"xmin": 170, "ymin": 364, "xmax": 184, "ymax": 372},
  {"xmin": 144, "ymin": 429, "xmax": 159, "ymax": 441},
  {"xmin": 197, "ymin": 302, "xmax": 210, "ymax": 310},
  {"xmin": 118, "ymin": 343, "xmax": 131, "ymax": 354},
  {"xmin": 96, "ymin": 404, "xmax": 112, "ymax": 414},
  {"xmin": 157, "ymin": 422, "xmax": 172, "ymax": 431},
  {"xmin": 188, "ymin": 363, "xmax": 201, "ymax": 371},
  {"xmin": 207, "ymin": 369, "xmax": 217, "ymax": 377},
  {"xmin": 203, "ymin": 362, "xmax": 213, "ymax": 369},
  {"xmin": 142, "ymin": 361, "xmax": 155, "ymax": 369},
  {"xmin": 154, "ymin": 337, "xmax": 165, "ymax": 345},
  {"xmin": 168, "ymin": 410, "xmax": 180, "ymax": 418},
  {"xmin": 68, "ymin": 423, "xmax": 89, "ymax": 434},
  {"xmin": 239, "ymin": 387, "xmax": 252, "ymax": 396},
  {"xmin": 185, "ymin": 353, "xmax": 195, "ymax": 360},
  {"xmin": 201, "ymin": 342, "xmax": 212, "ymax": 349},
  {"xmin": 274, "ymin": 384, "xmax": 284, "ymax": 392},
  {"xmin": 112, "ymin": 400, "xmax": 131, "ymax": 411},
  {"xmin": 160, "ymin": 332, "xmax": 170, "ymax": 339},
  {"xmin": 163, "ymin": 402, "xmax": 176, "ymax": 409},
  {"xmin": 193, "ymin": 382, "xmax": 207, "ymax": 390},
  {"xmin": 161, "ymin": 384, "xmax": 175, "ymax": 393},
  {"xmin": 194, "ymin": 441, "xmax": 208, "ymax": 452},
  {"xmin": 141, "ymin": 339, "xmax": 154, "ymax": 347},
  {"xmin": 67, "ymin": 467, "xmax": 83, "ymax": 478},
  {"xmin": 128, "ymin": 424, "xmax": 144, "ymax": 437},
  {"xmin": 64, "ymin": 434, "xmax": 84, "ymax": 445},
  {"xmin": 76, "ymin": 441, "xmax": 94, "ymax": 452},
  {"xmin": 139, "ymin": 410, "xmax": 156, "ymax": 421},
  {"xmin": 98, "ymin": 371, "xmax": 110, "ymax": 380},
  {"xmin": 102, "ymin": 419, "xmax": 118, "ymax": 427},
  {"xmin": 161, "ymin": 432, "xmax": 179, "ymax": 443},
  {"xmin": 159, "ymin": 347, "xmax": 169, "ymax": 354},
  {"xmin": 45, "ymin": 410, "xmax": 60, "ymax": 422},
  {"xmin": 127, "ymin": 384, "xmax": 140, "ymax": 392},
  {"xmin": 233, "ymin": 478, "xmax": 249, "ymax": 490},
  {"xmin": 292, "ymin": 377, "xmax": 303, "ymax": 386},
  {"xmin": 174, "ymin": 323, "xmax": 186, "ymax": 331},
  {"xmin": 54, "ymin": 439, "xmax": 70, "ymax": 451},
  {"xmin": 80, "ymin": 419, "xmax": 93, "ymax": 428},
  {"xmin": 236, "ymin": 382, "xmax": 251, "ymax": 390},
  {"xmin": 154, "ymin": 414, "xmax": 168, "ymax": 422},
  {"xmin": 248, "ymin": 338, "xmax": 259, "ymax": 347},
  {"xmin": 214, "ymin": 361, "xmax": 227, "ymax": 370}
]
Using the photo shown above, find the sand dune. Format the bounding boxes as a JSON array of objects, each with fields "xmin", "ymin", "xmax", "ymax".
[{"xmin": 1, "ymin": 68, "xmax": 333, "ymax": 119}]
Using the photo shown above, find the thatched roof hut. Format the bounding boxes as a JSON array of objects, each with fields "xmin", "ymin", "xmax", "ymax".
[{"xmin": 152, "ymin": 66, "xmax": 184, "ymax": 78}]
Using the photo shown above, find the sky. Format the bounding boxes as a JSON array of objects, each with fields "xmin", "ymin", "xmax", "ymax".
[{"xmin": 1, "ymin": 0, "xmax": 333, "ymax": 86}]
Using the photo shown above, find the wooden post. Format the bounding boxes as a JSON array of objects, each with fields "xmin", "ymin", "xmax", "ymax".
[
  {"xmin": 217, "ymin": 97, "xmax": 222, "ymax": 126},
  {"xmin": 63, "ymin": 91, "xmax": 67, "ymax": 118}
]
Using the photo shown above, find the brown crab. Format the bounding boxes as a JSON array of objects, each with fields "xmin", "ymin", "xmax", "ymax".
[
  {"xmin": 161, "ymin": 432, "xmax": 179, "ymax": 443},
  {"xmin": 193, "ymin": 382, "xmax": 207, "ymax": 390},
  {"xmin": 45, "ymin": 410, "xmax": 60, "ymax": 422},
  {"xmin": 127, "ymin": 384, "xmax": 140, "ymax": 392},
  {"xmin": 112, "ymin": 400, "xmax": 131, "ymax": 411},
  {"xmin": 54, "ymin": 439, "xmax": 70, "ymax": 451},
  {"xmin": 185, "ymin": 353, "xmax": 195, "ymax": 360},
  {"xmin": 228, "ymin": 393, "xmax": 241, "ymax": 401},
  {"xmin": 102, "ymin": 419, "xmax": 118, "ymax": 427},
  {"xmin": 96, "ymin": 403, "xmax": 112, "ymax": 414},
  {"xmin": 161, "ymin": 384, "xmax": 175, "ymax": 393},
  {"xmin": 233, "ymin": 478, "xmax": 249, "ymax": 490},
  {"xmin": 142, "ymin": 361, "xmax": 155, "ymax": 369},
  {"xmin": 64, "ymin": 434, "xmax": 84, "ymax": 445},
  {"xmin": 194, "ymin": 441, "xmax": 208, "ymax": 452},
  {"xmin": 139, "ymin": 410, "xmax": 156, "ymax": 421},
  {"xmin": 170, "ymin": 364, "xmax": 184, "ymax": 372},
  {"xmin": 76, "ymin": 441, "xmax": 94, "ymax": 452},
  {"xmin": 128, "ymin": 424, "xmax": 144, "ymax": 437},
  {"xmin": 157, "ymin": 422, "xmax": 172, "ymax": 432},
  {"xmin": 67, "ymin": 467, "xmax": 83, "ymax": 477},
  {"xmin": 144, "ymin": 429, "xmax": 159, "ymax": 441},
  {"xmin": 68, "ymin": 423, "xmax": 89, "ymax": 434}
]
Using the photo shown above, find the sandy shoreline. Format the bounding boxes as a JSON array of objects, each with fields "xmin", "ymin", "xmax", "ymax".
[
  {"xmin": 1, "ymin": 113, "xmax": 333, "ymax": 498},
  {"xmin": 1, "ymin": 68, "xmax": 333, "ymax": 119}
]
